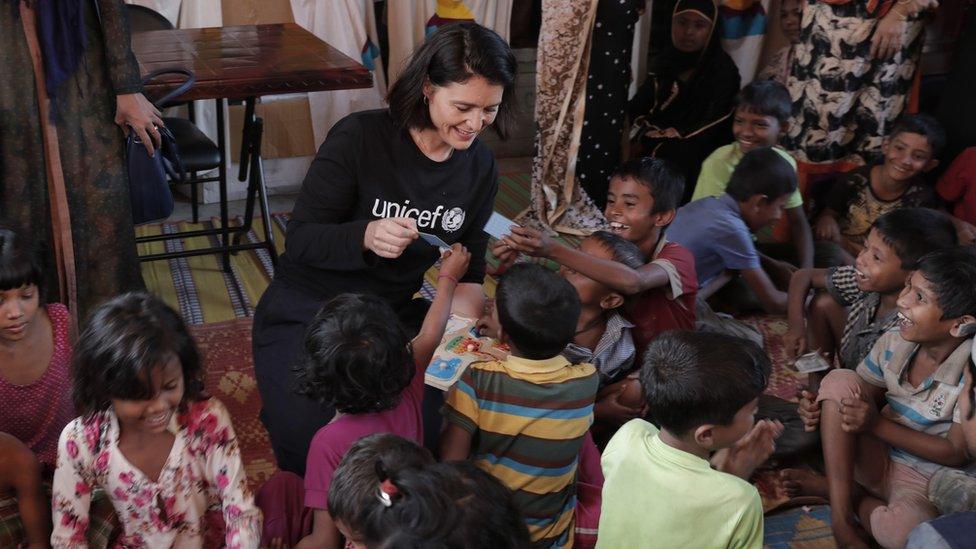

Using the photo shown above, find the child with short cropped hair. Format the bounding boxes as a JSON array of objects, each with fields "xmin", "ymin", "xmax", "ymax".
[
  {"xmin": 440, "ymin": 263, "xmax": 599, "ymax": 547},
  {"xmin": 692, "ymin": 79, "xmax": 814, "ymax": 268},
  {"xmin": 784, "ymin": 208, "xmax": 958, "ymax": 368},
  {"xmin": 353, "ymin": 461, "xmax": 531, "ymax": 549},
  {"xmin": 290, "ymin": 245, "xmax": 470, "ymax": 549},
  {"xmin": 52, "ymin": 292, "xmax": 262, "ymax": 547},
  {"xmin": 669, "ymin": 147, "xmax": 798, "ymax": 314},
  {"xmin": 598, "ymin": 331, "xmax": 776, "ymax": 548},
  {"xmin": 797, "ymin": 247, "xmax": 976, "ymax": 548},
  {"xmin": 813, "ymin": 114, "xmax": 945, "ymax": 265},
  {"xmin": 497, "ymin": 157, "xmax": 698, "ymax": 357}
]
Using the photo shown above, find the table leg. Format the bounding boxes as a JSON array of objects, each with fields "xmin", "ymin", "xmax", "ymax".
[{"xmin": 216, "ymin": 97, "xmax": 231, "ymax": 272}]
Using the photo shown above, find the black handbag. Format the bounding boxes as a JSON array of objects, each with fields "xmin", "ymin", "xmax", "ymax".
[{"xmin": 127, "ymin": 68, "xmax": 194, "ymax": 225}]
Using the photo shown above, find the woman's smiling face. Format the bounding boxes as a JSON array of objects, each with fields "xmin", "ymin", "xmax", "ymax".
[{"xmin": 424, "ymin": 75, "xmax": 504, "ymax": 151}]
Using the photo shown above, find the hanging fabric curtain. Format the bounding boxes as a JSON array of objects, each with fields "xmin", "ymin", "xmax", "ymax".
[
  {"xmin": 717, "ymin": 0, "xmax": 771, "ymax": 85},
  {"xmin": 290, "ymin": 0, "xmax": 387, "ymax": 147}
]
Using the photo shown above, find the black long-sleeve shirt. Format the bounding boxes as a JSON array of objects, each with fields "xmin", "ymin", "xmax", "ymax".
[{"xmin": 274, "ymin": 109, "xmax": 498, "ymax": 309}]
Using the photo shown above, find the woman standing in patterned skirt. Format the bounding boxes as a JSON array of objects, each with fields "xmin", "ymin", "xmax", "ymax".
[{"xmin": 784, "ymin": 0, "xmax": 940, "ymax": 165}]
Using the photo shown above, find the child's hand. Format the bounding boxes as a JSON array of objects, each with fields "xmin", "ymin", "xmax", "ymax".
[
  {"xmin": 261, "ymin": 537, "xmax": 285, "ymax": 549},
  {"xmin": 783, "ymin": 327, "xmax": 807, "ymax": 360},
  {"xmin": 500, "ymin": 226, "xmax": 555, "ymax": 258},
  {"xmin": 717, "ymin": 419, "xmax": 784, "ymax": 479},
  {"xmin": 489, "ymin": 240, "xmax": 519, "ymax": 275},
  {"xmin": 476, "ymin": 312, "xmax": 501, "ymax": 339},
  {"xmin": 798, "ymin": 390, "xmax": 821, "ymax": 432},
  {"xmin": 839, "ymin": 390, "xmax": 876, "ymax": 433},
  {"xmin": 439, "ymin": 244, "xmax": 471, "ymax": 283},
  {"xmin": 594, "ymin": 382, "xmax": 644, "ymax": 426},
  {"xmin": 814, "ymin": 215, "xmax": 841, "ymax": 242}
]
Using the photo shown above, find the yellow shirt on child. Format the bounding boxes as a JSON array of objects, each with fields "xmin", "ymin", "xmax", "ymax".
[
  {"xmin": 692, "ymin": 143, "xmax": 803, "ymax": 209},
  {"xmin": 597, "ymin": 419, "xmax": 764, "ymax": 549}
]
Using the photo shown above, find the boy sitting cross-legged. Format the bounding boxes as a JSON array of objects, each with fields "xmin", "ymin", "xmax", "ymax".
[
  {"xmin": 794, "ymin": 246, "xmax": 976, "ymax": 548},
  {"xmin": 440, "ymin": 263, "xmax": 600, "ymax": 548},
  {"xmin": 783, "ymin": 208, "xmax": 958, "ymax": 370},
  {"xmin": 691, "ymin": 79, "xmax": 814, "ymax": 269},
  {"xmin": 598, "ymin": 331, "xmax": 778, "ymax": 549}
]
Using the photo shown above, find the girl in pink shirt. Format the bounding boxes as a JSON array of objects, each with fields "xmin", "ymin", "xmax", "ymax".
[{"xmin": 0, "ymin": 228, "xmax": 73, "ymax": 547}]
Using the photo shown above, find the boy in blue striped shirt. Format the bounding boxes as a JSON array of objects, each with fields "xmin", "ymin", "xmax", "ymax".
[{"xmin": 799, "ymin": 246, "xmax": 976, "ymax": 549}]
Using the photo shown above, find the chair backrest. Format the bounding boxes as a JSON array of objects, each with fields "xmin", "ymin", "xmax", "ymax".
[{"xmin": 124, "ymin": 4, "xmax": 174, "ymax": 33}]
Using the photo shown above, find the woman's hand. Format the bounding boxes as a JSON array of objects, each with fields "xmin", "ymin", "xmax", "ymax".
[
  {"xmin": 115, "ymin": 93, "xmax": 164, "ymax": 156},
  {"xmin": 363, "ymin": 218, "xmax": 419, "ymax": 258},
  {"xmin": 871, "ymin": 9, "xmax": 909, "ymax": 60},
  {"xmin": 439, "ymin": 243, "xmax": 471, "ymax": 283}
]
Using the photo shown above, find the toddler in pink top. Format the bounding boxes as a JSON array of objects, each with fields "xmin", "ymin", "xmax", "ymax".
[{"xmin": 260, "ymin": 244, "xmax": 470, "ymax": 549}]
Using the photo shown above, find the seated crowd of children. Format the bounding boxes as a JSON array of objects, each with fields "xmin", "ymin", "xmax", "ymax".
[{"xmin": 2, "ymin": 78, "xmax": 976, "ymax": 549}]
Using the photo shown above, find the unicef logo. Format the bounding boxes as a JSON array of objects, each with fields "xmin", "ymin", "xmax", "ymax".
[{"xmin": 442, "ymin": 207, "xmax": 465, "ymax": 232}]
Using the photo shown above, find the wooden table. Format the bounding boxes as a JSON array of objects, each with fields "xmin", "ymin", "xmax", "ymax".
[{"xmin": 130, "ymin": 23, "xmax": 372, "ymax": 267}]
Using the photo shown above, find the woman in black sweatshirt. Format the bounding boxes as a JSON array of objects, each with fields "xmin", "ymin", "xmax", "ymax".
[{"xmin": 253, "ymin": 23, "xmax": 518, "ymax": 474}]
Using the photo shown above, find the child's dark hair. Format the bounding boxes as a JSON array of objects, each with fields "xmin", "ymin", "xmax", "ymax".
[
  {"xmin": 640, "ymin": 331, "xmax": 770, "ymax": 436},
  {"xmin": 72, "ymin": 292, "xmax": 203, "ymax": 417},
  {"xmin": 871, "ymin": 208, "xmax": 957, "ymax": 270},
  {"xmin": 890, "ymin": 113, "xmax": 946, "ymax": 158},
  {"xmin": 725, "ymin": 147, "xmax": 797, "ymax": 202},
  {"xmin": 387, "ymin": 22, "xmax": 518, "ymax": 139},
  {"xmin": 735, "ymin": 79, "xmax": 791, "ymax": 125},
  {"xmin": 915, "ymin": 246, "xmax": 976, "ymax": 321},
  {"xmin": 611, "ymin": 157, "xmax": 685, "ymax": 214},
  {"xmin": 587, "ymin": 231, "xmax": 647, "ymax": 270},
  {"xmin": 327, "ymin": 433, "xmax": 434, "ymax": 534},
  {"xmin": 361, "ymin": 461, "xmax": 531, "ymax": 549},
  {"xmin": 295, "ymin": 293, "xmax": 414, "ymax": 414},
  {"xmin": 0, "ymin": 227, "xmax": 42, "ymax": 293},
  {"xmin": 496, "ymin": 263, "xmax": 581, "ymax": 360}
]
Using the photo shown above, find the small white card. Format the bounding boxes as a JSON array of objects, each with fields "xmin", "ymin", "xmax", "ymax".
[
  {"xmin": 419, "ymin": 232, "xmax": 451, "ymax": 250},
  {"xmin": 483, "ymin": 211, "xmax": 518, "ymax": 239}
]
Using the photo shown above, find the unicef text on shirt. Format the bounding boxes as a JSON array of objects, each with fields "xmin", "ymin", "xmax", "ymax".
[{"xmin": 371, "ymin": 199, "xmax": 466, "ymax": 233}]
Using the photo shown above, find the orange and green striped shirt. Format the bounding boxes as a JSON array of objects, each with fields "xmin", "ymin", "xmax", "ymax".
[{"xmin": 443, "ymin": 355, "xmax": 599, "ymax": 548}]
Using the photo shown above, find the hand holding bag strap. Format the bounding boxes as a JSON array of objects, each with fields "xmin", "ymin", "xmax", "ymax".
[{"xmin": 20, "ymin": 1, "xmax": 78, "ymax": 336}]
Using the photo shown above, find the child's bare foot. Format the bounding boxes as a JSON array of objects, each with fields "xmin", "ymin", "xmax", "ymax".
[{"xmin": 780, "ymin": 468, "xmax": 829, "ymax": 498}]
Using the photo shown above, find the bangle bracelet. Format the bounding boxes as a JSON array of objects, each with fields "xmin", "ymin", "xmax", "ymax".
[{"xmin": 437, "ymin": 274, "xmax": 459, "ymax": 285}]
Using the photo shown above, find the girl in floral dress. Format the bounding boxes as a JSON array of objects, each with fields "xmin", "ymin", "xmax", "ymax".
[{"xmin": 51, "ymin": 293, "xmax": 262, "ymax": 548}]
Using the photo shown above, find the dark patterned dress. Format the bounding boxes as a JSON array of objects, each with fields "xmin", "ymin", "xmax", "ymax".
[
  {"xmin": 576, "ymin": 0, "xmax": 643, "ymax": 211},
  {"xmin": 784, "ymin": 0, "xmax": 926, "ymax": 164},
  {"xmin": 0, "ymin": 0, "xmax": 145, "ymax": 317}
]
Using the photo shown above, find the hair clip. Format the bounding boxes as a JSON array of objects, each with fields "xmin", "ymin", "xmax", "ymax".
[{"xmin": 377, "ymin": 479, "xmax": 398, "ymax": 508}]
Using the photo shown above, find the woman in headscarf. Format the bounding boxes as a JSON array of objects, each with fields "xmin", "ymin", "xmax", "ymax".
[
  {"xmin": 627, "ymin": 0, "xmax": 741, "ymax": 201},
  {"xmin": 1, "ymin": 1, "xmax": 158, "ymax": 321}
]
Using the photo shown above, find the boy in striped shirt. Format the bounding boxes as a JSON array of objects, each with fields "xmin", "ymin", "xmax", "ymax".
[
  {"xmin": 799, "ymin": 246, "xmax": 976, "ymax": 548},
  {"xmin": 440, "ymin": 263, "xmax": 599, "ymax": 548}
]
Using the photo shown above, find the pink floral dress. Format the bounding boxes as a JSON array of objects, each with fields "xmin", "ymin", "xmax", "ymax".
[{"xmin": 51, "ymin": 398, "xmax": 262, "ymax": 548}]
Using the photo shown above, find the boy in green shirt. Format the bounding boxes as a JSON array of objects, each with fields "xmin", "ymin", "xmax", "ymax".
[
  {"xmin": 598, "ymin": 331, "xmax": 782, "ymax": 549},
  {"xmin": 692, "ymin": 80, "xmax": 814, "ymax": 269}
]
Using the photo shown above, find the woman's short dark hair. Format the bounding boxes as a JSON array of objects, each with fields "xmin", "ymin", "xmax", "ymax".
[
  {"xmin": 295, "ymin": 293, "xmax": 414, "ymax": 414},
  {"xmin": 72, "ymin": 292, "xmax": 204, "ymax": 417},
  {"xmin": 387, "ymin": 22, "xmax": 519, "ymax": 139},
  {"xmin": 0, "ymin": 227, "xmax": 43, "ymax": 293}
]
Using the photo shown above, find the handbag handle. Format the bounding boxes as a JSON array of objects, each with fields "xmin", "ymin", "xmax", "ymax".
[{"xmin": 142, "ymin": 67, "xmax": 195, "ymax": 108}]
